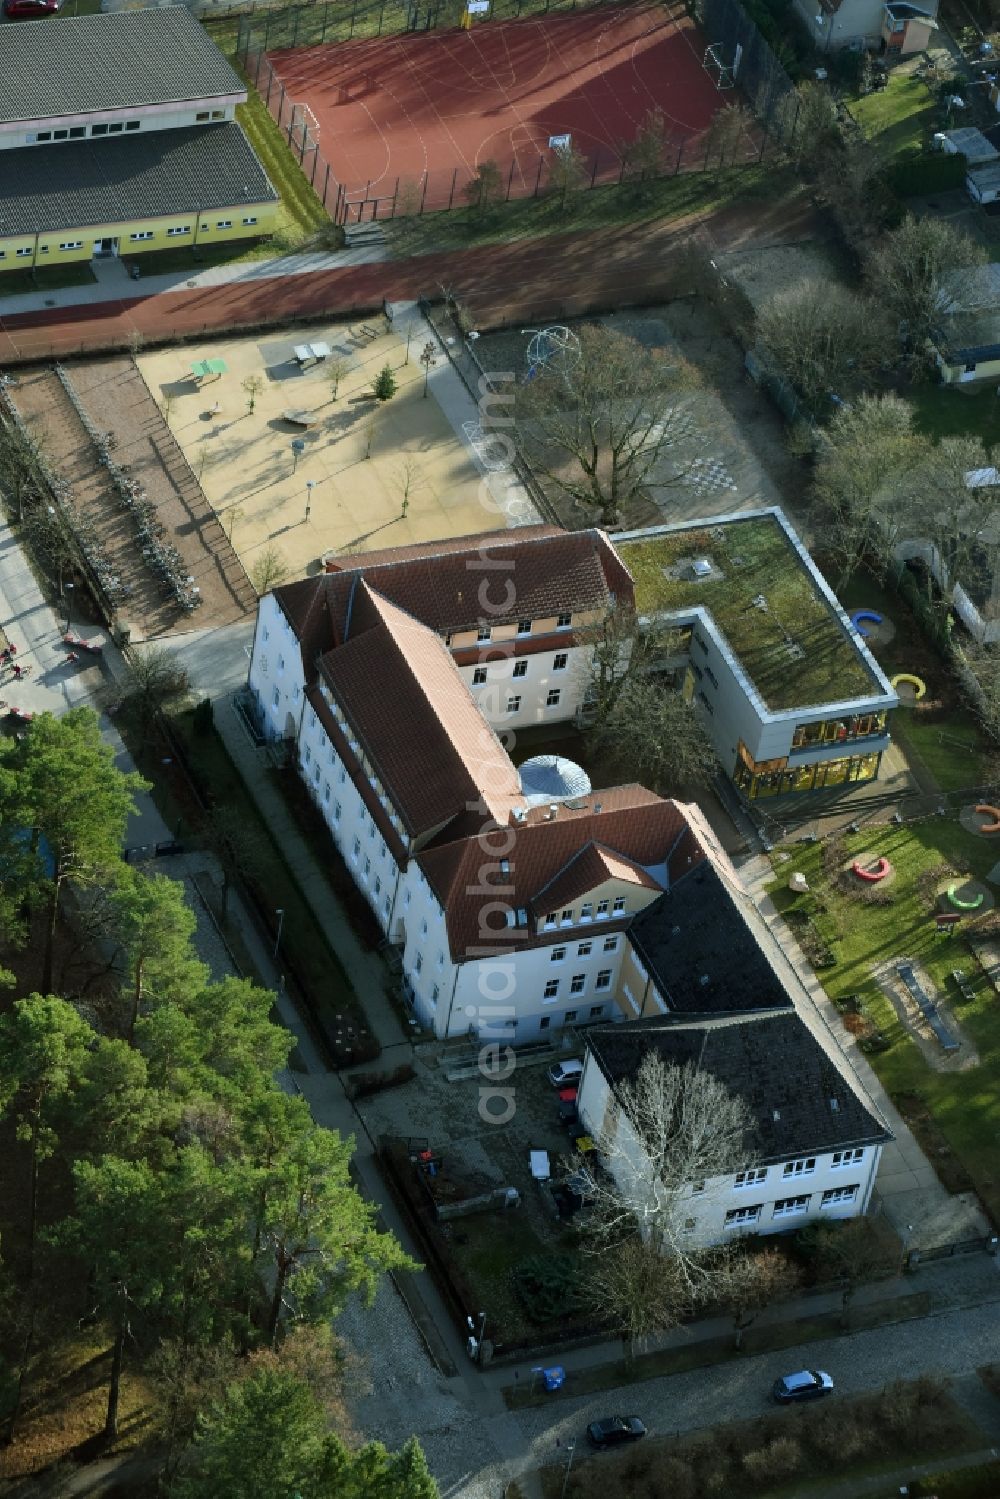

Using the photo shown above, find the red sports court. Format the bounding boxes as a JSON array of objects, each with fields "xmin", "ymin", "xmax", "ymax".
[{"xmin": 266, "ymin": 3, "xmax": 733, "ymax": 217}]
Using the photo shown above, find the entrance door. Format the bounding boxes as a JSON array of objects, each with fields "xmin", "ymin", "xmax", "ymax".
[{"xmin": 95, "ymin": 237, "xmax": 119, "ymax": 258}]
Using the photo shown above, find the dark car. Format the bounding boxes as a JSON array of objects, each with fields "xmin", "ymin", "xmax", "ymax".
[
  {"xmin": 586, "ymin": 1416, "xmax": 647, "ymax": 1448},
  {"xmin": 773, "ymin": 1370, "xmax": 834, "ymax": 1404},
  {"xmin": 3, "ymin": 0, "xmax": 62, "ymax": 17}
]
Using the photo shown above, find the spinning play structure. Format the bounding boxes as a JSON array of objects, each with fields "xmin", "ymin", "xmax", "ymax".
[
  {"xmin": 890, "ymin": 673, "xmax": 927, "ymax": 700},
  {"xmin": 947, "ymin": 883, "xmax": 985, "ymax": 911},
  {"xmin": 975, "ymin": 804, "xmax": 1000, "ymax": 833},
  {"xmin": 850, "ymin": 609, "xmax": 882, "ymax": 638},
  {"xmin": 852, "ymin": 857, "xmax": 891, "ymax": 882}
]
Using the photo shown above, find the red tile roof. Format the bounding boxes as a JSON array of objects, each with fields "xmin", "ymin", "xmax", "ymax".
[
  {"xmin": 274, "ymin": 527, "xmax": 634, "ymax": 671},
  {"xmin": 535, "ymin": 842, "xmax": 662, "ymax": 914},
  {"xmin": 317, "ymin": 583, "xmax": 521, "ymax": 839},
  {"xmin": 418, "ymin": 791, "xmax": 707, "ymax": 960}
]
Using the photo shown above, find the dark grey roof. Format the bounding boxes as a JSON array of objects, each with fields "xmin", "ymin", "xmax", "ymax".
[
  {"xmin": 628, "ymin": 862, "xmax": 794, "ymax": 1016},
  {"xmin": 0, "ymin": 124, "xmax": 277, "ymax": 238},
  {"xmin": 586, "ymin": 1013, "xmax": 891, "ymax": 1162},
  {"xmin": 0, "ymin": 7, "xmax": 244, "ymax": 124},
  {"xmin": 936, "ymin": 310, "xmax": 1000, "ymax": 366}
]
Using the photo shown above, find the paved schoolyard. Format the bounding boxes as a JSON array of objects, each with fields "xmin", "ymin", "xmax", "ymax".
[{"xmin": 138, "ymin": 315, "xmax": 513, "ymax": 578}]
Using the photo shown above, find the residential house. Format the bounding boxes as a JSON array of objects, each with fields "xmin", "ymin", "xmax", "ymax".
[
  {"xmin": 793, "ymin": 0, "xmax": 937, "ymax": 52},
  {"xmin": 0, "ymin": 8, "xmax": 278, "ymax": 271},
  {"xmin": 577, "ymin": 1013, "xmax": 891, "ymax": 1246},
  {"xmin": 966, "ymin": 161, "xmax": 1000, "ymax": 206}
]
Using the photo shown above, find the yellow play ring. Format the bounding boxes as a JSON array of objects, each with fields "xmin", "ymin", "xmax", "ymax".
[{"xmin": 891, "ymin": 673, "xmax": 926, "ymax": 701}]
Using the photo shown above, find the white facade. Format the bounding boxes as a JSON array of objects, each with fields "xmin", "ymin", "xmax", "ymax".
[
  {"xmin": 247, "ymin": 591, "xmax": 308, "ymax": 745},
  {"xmin": 451, "ymin": 612, "xmax": 596, "ymax": 730},
  {"xmin": 0, "ymin": 100, "xmax": 241, "ymax": 152},
  {"xmin": 578, "ymin": 1053, "xmax": 882, "ymax": 1248},
  {"xmin": 397, "ymin": 864, "xmax": 632, "ymax": 1041}
]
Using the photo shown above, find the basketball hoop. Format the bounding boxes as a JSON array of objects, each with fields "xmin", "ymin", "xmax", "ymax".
[
  {"xmin": 521, "ymin": 325, "xmax": 581, "ymax": 382},
  {"xmin": 703, "ymin": 42, "xmax": 737, "ymax": 90}
]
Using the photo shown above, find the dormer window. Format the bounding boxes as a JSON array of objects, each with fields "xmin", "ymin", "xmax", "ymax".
[
  {"xmin": 580, "ymin": 902, "xmax": 593, "ymax": 922},
  {"xmin": 517, "ymin": 618, "xmax": 532, "ymax": 635},
  {"xmin": 561, "ymin": 908, "xmax": 574, "ymax": 925},
  {"xmin": 557, "ymin": 612, "xmax": 572, "ymax": 629},
  {"xmin": 613, "ymin": 896, "xmax": 626, "ymax": 914},
  {"xmin": 477, "ymin": 625, "xmax": 492, "ymax": 642},
  {"xmin": 545, "ymin": 912, "xmax": 557, "ymax": 928},
  {"xmin": 596, "ymin": 899, "xmax": 609, "ymax": 918}
]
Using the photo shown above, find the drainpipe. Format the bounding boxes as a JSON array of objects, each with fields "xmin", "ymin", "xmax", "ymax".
[{"xmin": 443, "ymin": 963, "xmax": 462, "ymax": 1040}]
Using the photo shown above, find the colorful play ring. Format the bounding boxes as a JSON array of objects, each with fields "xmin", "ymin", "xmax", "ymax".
[
  {"xmin": 852, "ymin": 857, "xmax": 891, "ymax": 882},
  {"xmin": 975, "ymin": 804, "xmax": 1000, "ymax": 833},
  {"xmin": 850, "ymin": 609, "xmax": 882, "ymax": 638},
  {"xmin": 947, "ymin": 883, "xmax": 984, "ymax": 911},
  {"xmin": 891, "ymin": 673, "xmax": 926, "ymax": 701}
]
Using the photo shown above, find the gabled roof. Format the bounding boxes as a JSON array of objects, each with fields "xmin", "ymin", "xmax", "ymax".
[
  {"xmin": 418, "ymin": 792, "xmax": 703, "ymax": 960},
  {"xmin": 318, "ymin": 583, "xmax": 521, "ymax": 839},
  {"xmin": 0, "ymin": 8, "xmax": 244, "ymax": 125},
  {"xmin": 0, "ymin": 124, "xmax": 276, "ymax": 239},
  {"xmin": 274, "ymin": 526, "xmax": 634, "ymax": 671},
  {"xmin": 629, "ymin": 860, "xmax": 795, "ymax": 1017},
  {"xmin": 586, "ymin": 1012, "xmax": 891, "ymax": 1162},
  {"xmin": 535, "ymin": 842, "xmax": 661, "ymax": 914}
]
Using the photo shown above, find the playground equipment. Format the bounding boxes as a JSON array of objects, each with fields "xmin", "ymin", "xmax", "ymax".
[
  {"xmin": 850, "ymin": 609, "xmax": 882, "ymax": 638},
  {"xmin": 890, "ymin": 673, "xmax": 927, "ymax": 700},
  {"xmin": 975, "ymin": 803, "xmax": 1000, "ymax": 833},
  {"xmin": 896, "ymin": 961, "xmax": 959, "ymax": 1052},
  {"xmin": 947, "ymin": 883, "xmax": 985, "ymax": 911},
  {"xmin": 852, "ymin": 857, "xmax": 891, "ymax": 882}
]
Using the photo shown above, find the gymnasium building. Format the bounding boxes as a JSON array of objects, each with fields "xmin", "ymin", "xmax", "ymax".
[{"xmin": 0, "ymin": 7, "xmax": 279, "ymax": 272}]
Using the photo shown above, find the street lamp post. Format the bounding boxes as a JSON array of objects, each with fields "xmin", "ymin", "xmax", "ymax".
[
  {"xmin": 466, "ymin": 1311, "xmax": 487, "ymax": 1363},
  {"xmin": 273, "ymin": 907, "xmax": 285, "ymax": 960},
  {"xmin": 559, "ymin": 1439, "xmax": 577, "ymax": 1499},
  {"xmin": 291, "ymin": 438, "xmax": 306, "ymax": 474},
  {"xmin": 305, "ymin": 479, "xmax": 315, "ymax": 521},
  {"xmin": 63, "ymin": 582, "xmax": 74, "ymax": 634}
]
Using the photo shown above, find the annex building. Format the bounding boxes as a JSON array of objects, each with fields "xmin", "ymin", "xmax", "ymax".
[{"xmin": 0, "ymin": 7, "xmax": 279, "ymax": 271}]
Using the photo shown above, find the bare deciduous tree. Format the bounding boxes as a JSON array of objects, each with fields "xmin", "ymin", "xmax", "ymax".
[
  {"xmin": 703, "ymin": 102, "xmax": 753, "ymax": 170},
  {"xmin": 242, "ymin": 375, "xmax": 264, "ymax": 417},
  {"xmin": 514, "ymin": 323, "xmax": 699, "ymax": 525},
  {"xmin": 548, "ymin": 141, "xmax": 588, "ymax": 207},
  {"xmin": 110, "ymin": 645, "xmax": 192, "ymax": 730},
  {"xmin": 574, "ymin": 600, "xmax": 688, "ymax": 724},
  {"xmin": 811, "ymin": 393, "xmax": 924, "ymax": 589},
  {"xmin": 755, "ymin": 282, "xmax": 889, "ymax": 415},
  {"xmin": 462, "ymin": 159, "xmax": 504, "ymax": 214},
  {"xmin": 866, "ymin": 214, "xmax": 984, "ymax": 363},
  {"xmin": 620, "ymin": 106, "xmax": 669, "ymax": 189},
  {"xmin": 584, "ymin": 1053, "xmax": 754, "ymax": 1288},
  {"xmin": 590, "ymin": 674, "xmax": 719, "ymax": 789},
  {"xmin": 250, "ymin": 545, "xmax": 289, "ymax": 596},
  {"xmin": 722, "ymin": 1246, "xmax": 801, "ymax": 1349}
]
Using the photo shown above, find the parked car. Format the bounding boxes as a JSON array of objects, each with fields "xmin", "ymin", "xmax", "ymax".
[
  {"xmin": 548, "ymin": 1058, "xmax": 583, "ymax": 1088},
  {"xmin": 587, "ymin": 1416, "xmax": 647, "ymax": 1448},
  {"xmin": 772, "ymin": 1370, "xmax": 834, "ymax": 1404},
  {"xmin": 557, "ymin": 1098, "xmax": 579, "ymax": 1128},
  {"xmin": 3, "ymin": 0, "xmax": 62, "ymax": 17},
  {"xmin": 557, "ymin": 1085, "xmax": 578, "ymax": 1103}
]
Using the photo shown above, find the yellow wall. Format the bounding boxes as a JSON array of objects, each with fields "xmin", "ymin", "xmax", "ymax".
[{"xmin": 0, "ymin": 200, "xmax": 279, "ymax": 271}]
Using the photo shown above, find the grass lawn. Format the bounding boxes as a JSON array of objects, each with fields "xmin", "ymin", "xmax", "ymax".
[
  {"xmin": 767, "ymin": 813, "xmax": 1000, "ymax": 1221},
  {"xmin": 850, "ymin": 73, "xmax": 937, "ymax": 158},
  {"xmin": 386, "ymin": 163, "xmax": 790, "ymax": 253},
  {"xmin": 909, "ymin": 383, "xmax": 1000, "ymax": 451},
  {"xmin": 129, "ymin": 239, "xmax": 280, "ymax": 276},
  {"xmin": 235, "ymin": 93, "xmax": 331, "ymax": 244},
  {"xmin": 0, "ymin": 264, "xmax": 97, "ymax": 299}
]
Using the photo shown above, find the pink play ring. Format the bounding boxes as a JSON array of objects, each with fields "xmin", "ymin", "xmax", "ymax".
[
  {"xmin": 976, "ymin": 804, "xmax": 1000, "ymax": 833},
  {"xmin": 852, "ymin": 857, "xmax": 890, "ymax": 882}
]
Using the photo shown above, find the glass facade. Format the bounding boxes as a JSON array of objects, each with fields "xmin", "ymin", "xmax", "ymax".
[
  {"xmin": 791, "ymin": 712, "xmax": 887, "ymax": 749},
  {"xmin": 734, "ymin": 741, "xmax": 882, "ymax": 799}
]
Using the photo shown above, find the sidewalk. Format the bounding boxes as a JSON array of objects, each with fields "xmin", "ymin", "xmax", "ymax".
[
  {"xmin": 0, "ymin": 241, "xmax": 387, "ymax": 319},
  {"xmin": 213, "ymin": 687, "xmax": 411, "ymax": 1056}
]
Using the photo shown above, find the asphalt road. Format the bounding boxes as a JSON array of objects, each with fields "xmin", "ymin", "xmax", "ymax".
[{"xmin": 340, "ymin": 1277, "xmax": 1000, "ymax": 1499}]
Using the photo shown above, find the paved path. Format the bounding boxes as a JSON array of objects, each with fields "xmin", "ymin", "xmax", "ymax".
[
  {"xmin": 0, "ymin": 193, "xmax": 821, "ymax": 363},
  {"xmin": 0, "ymin": 242, "xmax": 387, "ymax": 320}
]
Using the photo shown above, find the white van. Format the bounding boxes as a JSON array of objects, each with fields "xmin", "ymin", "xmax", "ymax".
[{"xmin": 548, "ymin": 1058, "xmax": 583, "ymax": 1088}]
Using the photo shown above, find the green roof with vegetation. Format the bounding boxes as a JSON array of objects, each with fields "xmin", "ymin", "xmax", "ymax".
[{"xmin": 618, "ymin": 515, "xmax": 883, "ymax": 713}]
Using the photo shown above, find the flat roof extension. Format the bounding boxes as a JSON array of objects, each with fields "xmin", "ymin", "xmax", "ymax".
[
  {"xmin": 616, "ymin": 511, "xmax": 886, "ymax": 713},
  {"xmin": 0, "ymin": 7, "xmax": 244, "ymax": 125},
  {"xmin": 0, "ymin": 123, "xmax": 277, "ymax": 239}
]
